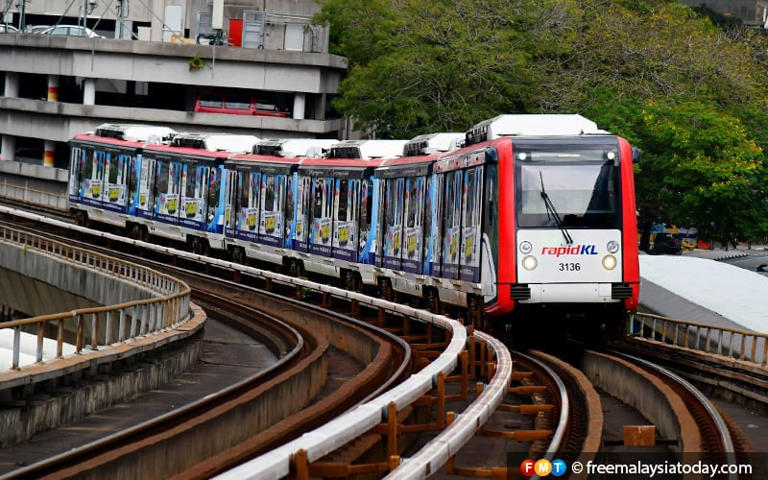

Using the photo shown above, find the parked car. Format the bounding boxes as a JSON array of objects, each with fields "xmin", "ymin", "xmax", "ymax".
[
  {"xmin": 0, "ymin": 24, "xmax": 19, "ymax": 34},
  {"xmin": 41, "ymin": 25, "xmax": 104, "ymax": 38},
  {"xmin": 25, "ymin": 25, "xmax": 52, "ymax": 34},
  {"xmin": 652, "ymin": 232, "xmax": 682, "ymax": 255},
  {"xmin": 194, "ymin": 92, "xmax": 289, "ymax": 117}
]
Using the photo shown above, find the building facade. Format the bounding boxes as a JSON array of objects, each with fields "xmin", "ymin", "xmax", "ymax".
[
  {"xmin": 680, "ymin": 0, "xmax": 768, "ymax": 26},
  {"xmin": 0, "ymin": 0, "xmax": 347, "ymax": 168}
]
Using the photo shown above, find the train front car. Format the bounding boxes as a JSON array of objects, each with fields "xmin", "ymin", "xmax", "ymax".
[{"xmin": 470, "ymin": 115, "xmax": 639, "ymax": 327}]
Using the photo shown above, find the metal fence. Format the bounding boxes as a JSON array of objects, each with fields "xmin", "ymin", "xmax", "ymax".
[
  {"xmin": 0, "ymin": 225, "xmax": 191, "ymax": 370},
  {"xmin": 628, "ymin": 312, "xmax": 768, "ymax": 367}
]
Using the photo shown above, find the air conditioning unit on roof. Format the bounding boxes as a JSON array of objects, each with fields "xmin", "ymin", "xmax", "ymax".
[{"xmin": 465, "ymin": 114, "xmax": 608, "ymax": 146}]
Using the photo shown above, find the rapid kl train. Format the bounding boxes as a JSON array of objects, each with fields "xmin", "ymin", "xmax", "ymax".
[{"xmin": 68, "ymin": 115, "xmax": 640, "ymax": 322}]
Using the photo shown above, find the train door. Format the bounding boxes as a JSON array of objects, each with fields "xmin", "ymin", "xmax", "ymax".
[
  {"xmin": 224, "ymin": 168, "xmax": 239, "ymax": 237},
  {"xmin": 374, "ymin": 178, "xmax": 386, "ymax": 267},
  {"xmin": 206, "ymin": 165, "xmax": 224, "ymax": 233},
  {"xmin": 357, "ymin": 177, "xmax": 376, "ymax": 264},
  {"xmin": 293, "ymin": 174, "xmax": 312, "ymax": 252},
  {"xmin": 236, "ymin": 169, "xmax": 260, "ymax": 242},
  {"xmin": 284, "ymin": 173, "xmax": 296, "ymax": 248},
  {"xmin": 180, "ymin": 162, "xmax": 209, "ymax": 229},
  {"xmin": 401, "ymin": 176, "xmax": 425, "ymax": 273},
  {"xmin": 74, "ymin": 148, "xmax": 102, "ymax": 207},
  {"xmin": 429, "ymin": 174, "xmax": 444, "ymax": 277},
  {"xmin": 309, "ymin": 175, "xmax": 334, "ymax": 256},
  {"xmin": 442, "ymin": 170, "xmax": 463, "ymax": 279},
  {"xmin": 382, "ymin": 177, "xmax": 404, "ymax": 270},
  {"xmin": 259, "ymin": 172, "xmax": 286, "ymax": 246},
  {"xmin": 127, "ymin": 154, "xmax": 141, "ymax": 215},
  {"xmin": 333, "ymin": 177, "xmax": 358, "ymax": 261},
  {"xmin": 460, "ymin": 165, "xmax": 484, "ymax": 282},
  {"xmin": 102, "ymin": 151, "xmax": 129, "ymax": 212},
  {"xmin": 68, "ymin": 145, "xmax": 85, "ymax": 203},
  {"xmin": 154, "ymin": 158, "xmax": 181, "ymax": 223},
  {"xmin": 137, "ymin": 155, "xmax": 156, "ymax": 219},
  {"xmin": 86, "ymin": 150, "xmax": 106, "ymax": 207}
]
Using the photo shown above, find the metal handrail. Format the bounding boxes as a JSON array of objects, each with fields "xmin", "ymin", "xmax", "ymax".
[
  {"xmin": 628, "ymin": 312, "xmax": 768, "ymax": 367},
  {"xmin": 0, "ymin": 224, "xmax": 191, "ymax": 370}
]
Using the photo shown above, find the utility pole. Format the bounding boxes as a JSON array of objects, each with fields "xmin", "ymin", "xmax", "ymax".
[{"xmin": 15, "ymin": 0, "xmax": 25, "ymax": 31}]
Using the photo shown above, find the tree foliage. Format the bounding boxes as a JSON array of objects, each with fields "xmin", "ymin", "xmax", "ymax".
[{"xmin": 315, "ymin": 0, "xmax": 768, "ymax": 241}]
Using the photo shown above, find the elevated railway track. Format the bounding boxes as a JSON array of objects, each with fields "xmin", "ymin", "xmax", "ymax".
[{"xmin": 0, "ymin": 203, "xmax": 765, "ymax": 479}]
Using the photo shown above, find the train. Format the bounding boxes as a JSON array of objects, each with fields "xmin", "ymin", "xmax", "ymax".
[{"xmin": 67, "ymin": 114, "xmax": 640, "ymax": 327}]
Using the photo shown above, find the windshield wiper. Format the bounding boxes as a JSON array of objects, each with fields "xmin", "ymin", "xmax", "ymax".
[{"xmin": 539, "ymin": 172, "xmax": 573, "ymax": 245}]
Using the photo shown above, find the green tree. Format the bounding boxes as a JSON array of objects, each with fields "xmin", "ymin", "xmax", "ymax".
[{"xmin": 315, "ymin": 0, "xmax": 768, "ymax": 241}]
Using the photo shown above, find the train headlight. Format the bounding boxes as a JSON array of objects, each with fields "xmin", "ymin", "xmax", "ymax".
[
  {"xmin": 519, "ymin": 241, "xmax": 533, "ymax": 254},
  {"xmin": 522, "ymin": 255, "xmax": 538, "ymax": 271},
  {"xmin": 607, "ymin": 240, "xmax": 620, "ymax": 254},
  {"xmin": 602, "ymin": 254, "xmax": 617, "ymax": 270}
]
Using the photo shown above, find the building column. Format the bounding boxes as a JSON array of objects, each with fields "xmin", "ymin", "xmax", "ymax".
[
  {"xmin": 4, "ymin": 72, "xmax": 18, "ymax": 97},
  {"xmin": 47, "ymin": 75, "xmax": 59, "ymax": 101},
  {"xmin": 43, "ymin": 140, "xmax": 55, "ymax": 168},
  {"xmin": 1, "ymin": 135, "xmax": 16, "ymax": 162},
  {"xmin": 83, "ymin": 78, "xmax": 96, "ymax": 105},
  {"xmin": 293, "ymin": 92, "xmax": 306, "ymax": 120}
]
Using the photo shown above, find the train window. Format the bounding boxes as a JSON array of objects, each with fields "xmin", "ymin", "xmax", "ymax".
[
  {"xmin": 312, "ymin": 178, "xmax": 324, "ymax": 219},
  {"xmin": 206, "ymin": 167, "xmax": 220, "ymax": 224},
  {"xmin": 429, "ymin": 174, "xmax": 444, "ymax": 275},
  {"xmin": 483, "ymin": 163, "xmax": 498, "ymax": 266},
  {"xmin": 184, "ymin": 164, "xmax": 196, "ymax": 198},
  {"xmin": 69, "ymin": 147, "xmax": 83, "ymax": 197},
  {"xmin": 83, "ymin": 149, "xmax": 94, "ymax": 179},
  {"xmin": 107, "ymin": 153, "xmax": 119, "ymax": 184},
  {"xmin": 442, "ymin": 170, "xmax": 463, "ymax": 277},
  {"xmin": 517, "ymin": 161, "xmax": 619, "ymax": 228},
  {"xmin": 264, "ymin": 175, "xmax": 276, "ymax": 212},
  {"xmin": 156, "ymin": 162, "xmax": 168, "ymax": 197},
  {"xmin": 225, "ymin": 170, "xmax": 238, "ymax": 229},
  {"xmin": 338, "ymin": 178, "xmax": 348, "ymax": 221},
  {"xmin": 460, "ymin": 166, "xmax": 484, "ymax": 281}
]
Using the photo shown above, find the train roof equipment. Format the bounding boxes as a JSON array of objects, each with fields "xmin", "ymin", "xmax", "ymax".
[
  {"xmin": 465, "ymin": 114, "xmax": 609, "ymax": 146},
  {"xmin": 93, "ymin": 124, "xmax": 176, "ymax": 143},
  {"xmin": 254, "ymin": 138, "xmax": 339, "ymax": 158},
  {"xmin": 170, "ymin": 133, "xmax": 259, "ymax": 153},
  {"xmin": 328, "ymin": 140, "xmax": 408, "ymax": 159},
  {"xmin": 402, "ymin": 133, "xmax": 465, "ymax": 157}
]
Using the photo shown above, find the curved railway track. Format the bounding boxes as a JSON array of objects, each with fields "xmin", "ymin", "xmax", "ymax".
[
  {"xmin": 1, "ymin": 204, "xmax": 759, "ymax": 480},
  {"xmin": 0, "ymin": 216, "xmax": 415, "ymax": 479}
]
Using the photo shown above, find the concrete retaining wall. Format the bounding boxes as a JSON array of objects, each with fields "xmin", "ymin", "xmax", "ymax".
[
  {"xmin": 582, "ymin": 350, "xmax": 685, "ymax": 446},
  {"xmin": 0, "ymin": 329, "xmax": 203, "ymax": 447}
]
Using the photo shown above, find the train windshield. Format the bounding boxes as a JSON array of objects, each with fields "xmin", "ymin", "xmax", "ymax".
[{"xmin": 515, "ymin": 142, "xmax": 620, "ymax": 228}]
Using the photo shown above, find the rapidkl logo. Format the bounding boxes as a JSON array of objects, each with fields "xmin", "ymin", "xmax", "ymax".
[
  {"xmin": 541, "ymin": 245, "xmax": 598, "ymax": 257},
  {"xmin": 521, "ymin": 458, "xmax": 567, "ymax": 477}
]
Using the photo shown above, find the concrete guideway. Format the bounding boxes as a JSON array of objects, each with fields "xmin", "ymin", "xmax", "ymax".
[{"xmin": 0, "ymin": 221, "xmax": 200, "ymax": 389}]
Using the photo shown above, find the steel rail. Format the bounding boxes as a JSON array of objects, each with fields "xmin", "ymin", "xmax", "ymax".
[
  {"xmin": 1, "ymin": 204, "xmax": 471, "ymax": 480},
  {"xmin": 513, "ymin": 350, "xmax": 570, "ymax": 480},
  {"xmin": 612, "ymin": 350, "xmax": 737, "ymax": 480},
  {"xmin": 4, "ymin": 294, "xmax": 304, "ymax": 480}
]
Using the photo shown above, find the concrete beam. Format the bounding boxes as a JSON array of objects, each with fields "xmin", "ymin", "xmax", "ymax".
[
  {"xmin": 0, "ymin": 97, "xmax": 344, "ymax": 142},
  {"xmin": 0, "ymin": 36, "xmax": 346, "ymax": 93}
]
